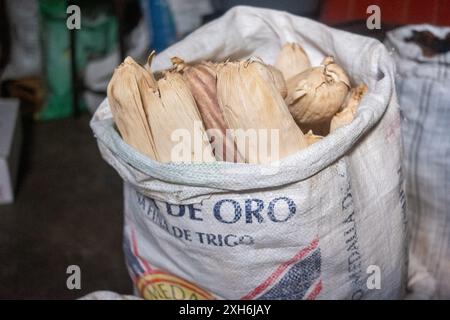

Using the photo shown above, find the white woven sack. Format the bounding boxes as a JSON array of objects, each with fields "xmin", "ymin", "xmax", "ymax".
[
  {"xmin": 386, "ymin": 25, "xmax": 450, "ymax": 299},
  {"xmin": 91, "ymin": 6, "xmax": 407, "ymax": 300}
]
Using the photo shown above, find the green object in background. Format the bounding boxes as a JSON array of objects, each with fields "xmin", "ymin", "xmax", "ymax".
[{"xmin": 37, "ymin": 0, "xmax": 118, "ymax": 120}]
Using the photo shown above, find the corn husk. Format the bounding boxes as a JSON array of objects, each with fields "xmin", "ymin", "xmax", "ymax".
[
  {"xmin": 274, "ymin": 42, "xmax": 311, "ymax": 81},
  {"xmin": 330, "ymin": 84, "xmax": 368, "ymax": 132},
  {"xmin": 108, "ymin": 56, "xmax": 214, "ymax": 163},
  {"xmin": 286, "ymin": 56, "xmax": 350, "ymax": 125},
  {"xmin": 267, "ymin": 65, "xmax": 288, "ymax": 98},
  {"xmin": 304, "ymin": 130, "xmax": 323, "ymax": 145},
  {"xmin": 148, "ymin": 71, "xmax": 215, "ymax": 163},
  {"xmin": 217, "ymin": 59, "xmax": 307, "ymax": 164},
  {"xmin": 339, "ymin": 83, "xmax": 368, "ymax": 114},
  {"xmin": 107, "ymin": 57, "xmax": 158, "ymax": 159},
  {"xmin": 171, "ymin": 57, "xmax": 243, "ymax": 162}
]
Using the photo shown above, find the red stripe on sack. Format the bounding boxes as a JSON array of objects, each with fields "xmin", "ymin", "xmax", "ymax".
[
  {"xmin": 241, "ymin": 238, "xmax": 319, "ymax": 300},
  {"xmin": 131, "ymin": 228, "xmax": 153, "ymax": 273},
  {"xmin": 306, "ymin": 279, "xmax": 323, "ymax": 300}
]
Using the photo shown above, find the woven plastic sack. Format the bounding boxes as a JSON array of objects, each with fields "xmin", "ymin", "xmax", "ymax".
[
  {"xmin": 79, "ymin": 291, "xmax": 141, "ymax": 300},
  {"xmin": 91, "ymin": 6, "xmax": 407, "ymax": 300},
  {"xmin": 385, "ymin": 25, "xmax": 450, "ymax": 299}
]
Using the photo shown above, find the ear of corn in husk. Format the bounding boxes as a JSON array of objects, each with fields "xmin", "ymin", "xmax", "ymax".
[
  {"xmin": 150, "ymin": 71, "xmax": 215, "ymax": 163},
  {"xmin": 108, "ymin": 55, "xmax": 214, "ymax": 163},
  {"xmin": 330, "ymin": 84, "xmax": 368, "ymax": 132},
  {"xmin": 235, "ymin": 57, "xmax": 287, "ymax": 99},
  {"xmin": 286, "ymin": 56, "xmax": 351, "ymax": 125},
  {"xmin": 107, "ymin": 57, "xmax": 158, "ymax": 159},
  {"xmin": 274, "ymin": 42, "xmax": 311, "ymax": 81},
  {"xmin": 171, "ymin": 57, "xmax": 243, "ymax": 162},
  {"xmin": 217, "ymin": 59, "xmax": 307, "ymax": 164}
]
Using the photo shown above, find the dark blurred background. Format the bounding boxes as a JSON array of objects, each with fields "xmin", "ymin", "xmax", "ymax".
[{"xmin": 0, "ymin": 0, "xmax": 448, "ymax": 299}]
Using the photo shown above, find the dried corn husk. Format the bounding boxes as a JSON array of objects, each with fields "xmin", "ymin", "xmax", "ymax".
[
  {"xmin": 108, "ymin": 56, "xmax": 214, "ymax": 163},
  {"xmin": 107, "ymin": 57, "xmax": 158, "ymax": 159},
  {"xmin": 267, "ymin": 65, "xmax": 288, "ymax": 98},
  {"xmin": 304, "ymin": 130, "xmax": 323, "ymax": 145},
  {"xmin": 171, "ymin": 57, "xmax": 243, "ymax": 162},
  {"xmin": 217, "ymin": 59, "xmax": 307, "ymax": 164},
  {"xmin": 274, "ymin": 42, "xmax": 311, "ymax": 81},
  {"xmin": 286, "ymin": 56, "xmax": 350, "ymax": 125},
  {"xmin": 148, "ymin": 71, "xmax": 215, "ymax": 163},
  {"xmin": 339, "ymin": 83, "xmax": 368, "ymax": 114},
  {"xmin": 330, "ymin": 84, "xmax": 368, "ymax": 132}
]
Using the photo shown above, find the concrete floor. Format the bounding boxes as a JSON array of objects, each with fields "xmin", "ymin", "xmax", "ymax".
[{"xmin": 0, "ymin": 114, "xmax": 132, "ymax": 299}]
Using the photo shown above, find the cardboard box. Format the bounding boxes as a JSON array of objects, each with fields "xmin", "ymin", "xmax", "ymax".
[{"xmin": 0, "ymin": 98, "xmax": 21, "ymax": 205}]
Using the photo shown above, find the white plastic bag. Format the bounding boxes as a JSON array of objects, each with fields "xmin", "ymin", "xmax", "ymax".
[
  {"xmin": 91, "ymin": 6, "xmax": 407, "ymax": 300},
  {"xmin": 79, "ymin": 291, "xmax": 141, "ymax": 300}
]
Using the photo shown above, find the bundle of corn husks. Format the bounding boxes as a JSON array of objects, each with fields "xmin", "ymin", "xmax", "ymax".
[
  {"xmin": 277, "ymin": 44, "xmax": 368, "ymax": 138},
  {"xmin": 108, "ymin": 56, "xmax": 214, "ymax": 163},
  {"xmin": 107, "ymin": 42, "xmax": 367, "ymax": 164},
  {"xmin": 216, "ymin": 60, "xmax": 306, "ymax": 164}
]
